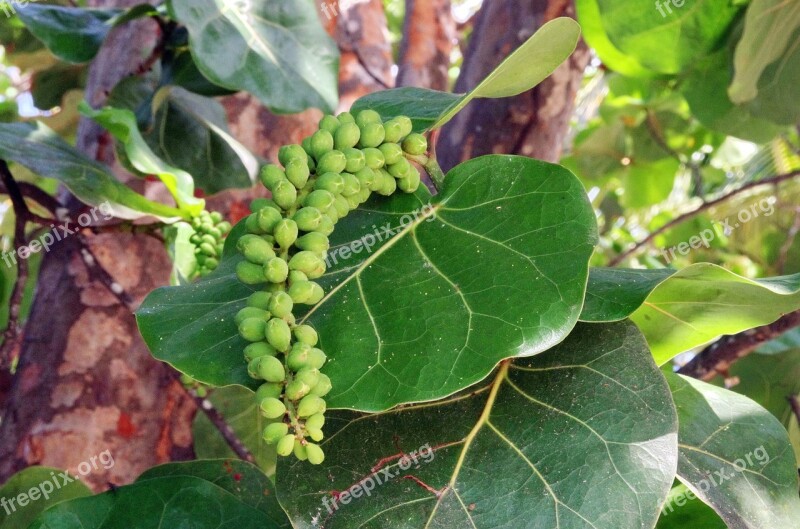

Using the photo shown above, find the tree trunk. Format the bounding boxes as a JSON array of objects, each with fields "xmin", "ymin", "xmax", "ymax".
[
  {"xmin": 397, "ymin": 0, "xmax": 455, "ymax": 90},
  {"xmin": 437, "ymin": 0, "xmax": 589, "ymax": 170}
]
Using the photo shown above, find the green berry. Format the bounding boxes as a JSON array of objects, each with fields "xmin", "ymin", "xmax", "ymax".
[
  {"xmin": 377, "ymin": 169, "xmax": 397, "ymax": 196},
  {"xmin": 358, "ymin": 122, "xmax": 386, "ymax": 148},
  {"xmin": 293, "ymin": 207, "xmax": 323, "ymax": 232},
  {"xmin": 295, "ymin": 232, "xmax": 330, "ymax": 254},
  {"xmin": 302, "ymin": 136, "xmax": 313, "ymax": 156},
  {"xmin": 395, "ymin": 115, "xmax": 413, "ymax": 138},
  {"xmin": 238, "ymin": 235, "xmax": 275, "ymax": 264},
  {"xmin": 355, "ymin": 109, "xmax": 382, "ymax": 128},
  {"xmin": 388, "ymin": 158, "xmax": 411, "ymax": 178},
  {"xmin": 287, "ymin": 343, "xmax": 312, "ymax": 371},
  {"xmin": 294, "ymin": 325, "xmax": 318, "ymax": 346},
  {"xmin": 333, "ymin": 195, "xmax": 350, "ymax": 217},
  {"xmin": 276, "ymin": 434, "xmax": 295, "ymax": 456},
  {"xmin": 315, "ymin": 172, "xmax": 345, "ymax": 194},
  {"xmin": 295, "ymin": 368, "xmax": 321, "ymax": 388},
  {"xmin": 310, "ymin": 373, "xmax": 332, "ymax": 397},
  {"xmin": 379, "ymin": 143, "xmax": 404, "ymax": 165},
  {"xmin": 304, "ymin": 190, "xmax": 336, "ymax": 211},
  {"xmin": 307, "ymin": 427, "xmax": 324, "ymax": 442},
  {"xmin": 247, "ymin": 291, "xmax": 272, "ymax": 310},
  {"xmin": 334, "ymin": 122, "xmax": 361, "ymax": 150},
  {"xmin": 245, "ymin": 342, "xmax": 277, "ymax": 362},
  {"xmin": 263, "ymin": 422, "xmax": 289, "ymax": 444},
  {"xmin": 307, "ymin": 283, "xmax": 325, "ymax": 304},
  {"xmin": 236, "ymin": 307, "xmax": 268, "ymax": 326},
  {"xmin": 268, "ymin": 291, "xmax": 293, "ymax": 318},
  {"xmin": 199, "ymin": 242, "xmax": 217, "ymax": 256},
  {"xmin": 316, "ymin": 215, "xmax": 335, "ymax": 236},
  {"xmin": 289, "ymin": 251, "xmax": 326, "ymax": 279},
  {"xmin": 357, "ymin": 187, "xmax": 371, "ymax": 204},
  {"xmin": 306, "ymin": 443, "xmax": 325, "ymax": 465},
  {"xmin": 337, "ymin": 111, "xmax": 355, "ymax": 123},
  {"xmin": 260, "ymin": 397, "xmax": 286, "ymax": 419},
  {"xmin": 297, "ymin": 395, "xmax": 326, "ymax": 417},
  {"xmin": 402, "ymin": 133, "xmax": 427, "ymax": 155},
  {"xmin": 260, "ymin": 165, "xmax": 286, "ymax": 189},
  {"xmin": 306, "ymin": 413, "xmax": 325, "ymax": 431},
  {"xmin": 278, "ymin": 144, "xmax": 306, "ymax": 167},
  {"xmin": 341, "ymin": 173, "xmax": 362, "ymax": 197},
  {"xmin": 316, "ymin": 150, "xmax": 347, "ymax": 174},
  {"xmin": 239, "ymin": 317, "xmax": 266, "ymax": 342},
  {"xmin": 346, "ymin": 194, "xmax": 361, "ymax": 210},
  {"xmin": 355, "ymin": 167, "xmax": 378, "ymax": 191},
  {"xmin": 383, "ymin": 119, "xmax": 404, "ymax": 143},
  {"xmin": 274, "ymin": 219, "xmax": 299, "ymax": 248},
  {"xmin": 310, "ymin": 130, "xmax": 334, "ymax": 160},
  {"xmin": 288, "ymin": 280, "xmax": 315, "ymax": 304},
  {"xmin": 257, "ymin": 354, "xmax": 286, "ymax": 382},
  {"xmin": 256, "ymin": 207, "xmax": 282, "ymax": 233},
  {"xmin": 286, "ymin": 378, "xmax": 311, "ymax": 400},
  {"xmin": 256, "ymin": 381, "xmax": 283, "ymax": 400},
  {"xmin": 308, "ymin": 348, "xmax": 327, "ymax": 369},
  {"xmin": 271, "ymin": 179, "xmax": 298, "ymax": 210},
  {"xmin": 264, "ymin": 257, "xmax": 289, "ymax": 283},
  {"xmin": 236, "ymin": 261, "xmax": 266, "ymax": 285},
  {"xmin": 294, "ymin": 441, "xmax": 308, "ymax": 461},
  {"xmin": 285, "ymin": 158, "xmax": 310, "ymax": 189},
  {"xmin": 343, "ymin": 147, "xmax": 366, "ymax": 173},
  {"xmin": 319, "ymin": 114, "xmax": 340, "ymax": 134},
  {"xmin": 266, "ymin": 318, "xmax": 292, "ymax": 351},
  {"xmin": 363, "ymin": 147, "xmax": 385, "ymax": 169},
  {"xmin": 289, "ymin": 270, "xmax": 309, "ymax": 284},
  {"xmin": 398, "ymin": 166, "xmax": 421, "ymax": 193}
]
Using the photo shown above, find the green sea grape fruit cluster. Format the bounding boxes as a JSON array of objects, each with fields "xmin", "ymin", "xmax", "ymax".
[
  {"xmin": 234, "ymin": 110, "xmax": 428, "ymax": 464},
  {"xmin": 189, "ymin": 210, "xmax": 232, "ymax": 276}
]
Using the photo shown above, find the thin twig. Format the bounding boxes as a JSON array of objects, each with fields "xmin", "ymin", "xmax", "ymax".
[
  {"xmin": 678, "ymin": 309, "xmax": 800, "ymax": 380},
  {"xmin": 609, "ymin": 170, "xmax": 800, "ymax": 266}
]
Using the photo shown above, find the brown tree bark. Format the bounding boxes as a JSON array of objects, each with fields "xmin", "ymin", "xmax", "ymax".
[
  {"xmin": 397, "ymin": 0, "xmax": 455, "ymax": 90},
  {"xmin": 437, "ymin": 0, "xmax": 589, "ymax": 171}
]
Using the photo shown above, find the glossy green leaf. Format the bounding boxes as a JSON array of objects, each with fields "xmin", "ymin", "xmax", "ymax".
[
  {"xmin": 595, "ymin": 0, "xmax": 743, "ymax": 74},
  {"xmin": 656, "ymin": 484, "xmax": 726, "ymax": 529},
  {"xmin": 161, "ymin": 49, "xmax": 239, "ymax": 97},
  {"xmin": 0, "ymin": 121, "xmax": 183, "ymax": 220},
  {"xmin": 167, "ymin": 0, "xmax": 339, "ymax": 114},
  {"xmin": 193, "ymin": 386, "xmax": 277, "ymax": 476},
  {"xmin": 580, "ymin": 267, "xmax": 675, "ymax": 322},
  {"xmin": 667, "ymin": 373, "xmax": 800, "ymax": 528},
  {"xmin": 744, "ymin": 24, "xmax": 800, "ymax": 126},
  {"xmin": 80, "ymin": 102, "xmax": 205, "ymax": 216},
  {"xmin": 137, "ymin": 155, "xmax": 597, "ymax": 411},
  {"xmin": 277, "ymin": 322, "xmax": 678, "ymax": 529},
  {"xmin": 729, "ymin": 0, "xmax": 800, "ymax": 104},
  {"xmin": 351, "ymin": 18, "xmax": 581, "ymax": 131},
  {"xmin": 17, "ymin": 5, "xmax": 122, "ymax": 63},
  {"xmin": 29, "ymin": 460, "xmax": 285, "ymax": 529},
  {"xmin": 0, "ymin": 466, "xmax": 91, "ymax": 529}
]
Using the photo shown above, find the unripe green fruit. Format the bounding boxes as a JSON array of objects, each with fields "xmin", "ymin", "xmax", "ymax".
[
  {"xmin": 316, "ymin": 214, "xmax": 335, "ymax": 236},
  {"xmin": 289, "ymin": 270, "xmax": 308, "ymax": 284},
  {"xmin": 355, "ymin": 109, "xmax": 382, "ymax": 128},
  {"xmin": 285, "ymin": 379, "xmax": 311, "ymax": 400},
  {"xmin": 379, "ymin": 142, "xmax": 404, "ymax": 165},
  {"xmin": 357, "ymin": 187, "xmax": 371, "ymax": 204},
  {"xmin": 324, "ymin": 204, "xmax": 340, "ymax": 224},
  {"xmin": 297, "ymin": 395, "xmax": 326, "ymax": 417},
  {"xmin": 237, "ymin": 261, "xmax": 266, "ymax": 285},
  {"xmin": 377, "ymin": 169, "xmax": 397, "ymax": 196},
  {"xmin": 315, "ymin": 172, "xmax": 345, "ymax": 194},
  {"xmin": 334, "ymin": 122, "xmax": 361, "ymax": 150},
  {"xmin": 266, "ymin": 318, "xmax": 292, "ymax": 351},
  {"xmin": 395, "ymin": 115, "xmax": 413, "ymax": 138},
  {"xmin": 302, "ymin": 136, "xmax": 313, "ymax": 156},
  {"xmin": 358, "ymin": 122, "xmax": 386, "ymax": 148},
  {"xmin": 293, "ymin": 207, "xmax": 322, "ymax": 232},
  {"xmin": 250, "ymin": 198, "xmax": 280, "ymax": 213},
  {"xmin": 268, "ymin": 291, "xmax": 293, "ymax": 318},
  {"xmin": 247, "ymin": 291, "xmax": 272, "ymax": 310},
  {"xmin": 307, "ymin": 282, "xmax": 325, "ymax": 305},
  {"xmin": 304, "ymin": 189, "xmax": 335, "ymax": 211},
  {"xmin": 307, "ymin": 427, "xmax": 324, "ymax": 442},
  {"xmin": 307, "ymin": 155, "xmax": 316, "ymax": 172},
  {"xmin": 346, "ymin": 194, "xmax": 361, "ymax": 210},
  {"xmin": 316, "ymin": 150, "xmax": 347, "ymax": 174},
  {"xmin": 260, "ymin": 165, "xmax": 286, "ymax": 189},
  {"xmin": 274, "ymin": 219, "xmax": 299, "ymax": 248},
  {"xmin": 271, "ymin": 179, "xmax": 298, "ymax": 210},
  {"xmin": 343, "ymin": 147, "xmax": 366, "ymax": 173},
  {"xmin": 278, "ymin": 144, "xmax": 306, "ymax": 167},
  {"xmin": 263, "ymin": 422, "xmax": 289, "ymax": 445},
  {"xmin": 260, "ymin": 397, "xmax": 286, "ymax": 419},
  {"xmin": 264, "ymin": 257, "xmax": 289, "ymax": 283},
  {"xmin": 388, "ymin": 157, "xmax": 411, "ymax": 178},
  {"xmin": 306, "ymin": 443, "xmax": 325, "ymax": 465},
  {"xmin": 256, "ymin": 381, "xmax": 283, "ymax": 400},
  {"xmin": 398, "ymin": 166, "xmax": 421, "ymax": 193},
  {"xmin": 319, "ymin": 114, "xmax": 340, "ymax": 134},
  {"xmin": 238, "ymin": 235, "xmax": 275, "ymax": 265},
  {"xmin": 257, "ymin": 354, "xmax": 286, "ymax": 382},
  {"xmin": 289, "ymin": 251, "xmax": 326, "ymax": 279},
  {"xmin": 285, "ymin": 158, "xmax": 310, "ymax": 189},
  {"xmin": 341, "ymin": 173, "xmax": 361, "ymax": 197},
  {"xmin": 205, "ymin": 258, "xmax": 220, "ymax": 270},
  {"xmin": 337, "ymin": 111, "xmax": 355, "ymax": 123},
  {"xmin": 201, "ymin": 234, "xmax": 217, "ymax": 246},
  {"xmin": 276, "ymin": 434, "xmax": 295, "ymax": 456},
  {"xmin": 200, "ymin": 242, "xmax": 217, "ymax": 256},
  {"xmin": 242, "ymin": 212, "xmax": 265, "ymax": 233},
  {"xmin": 294, "ymin": 325, "xmax": 318, "ymax": 346},
  {"xmin": 219, "ymin": 222, "xmax": 232, "ymax": 234},
  {"xmin": 245, "ymin": 342, "xmax": 277, "ymax": 362},
  {"xmin": 333, "ymin": 195, "xmax": 350, "ymax": 217},
  {"xmin": 310, "ymin": 373, "xmax": 332, "ymax": 397},
  {"xmin": 236, "ymin": 307, "xmax": 268, "ymax": 326},
  {"xmin": 296, "ymin": 232, "xmax": 330, "ymax": 255},
  {"xmin": 239, "ymin": 317, "xmax": 266, "ymax": 342},
  {"xmin": 287, "ymin": 343, "xmax": 312, "ymax": 371},
  {"xmin": 308, "ymin": 348, "xmax": 327, "ymax": 369},
  {"xmin": 255, "ymin": 207, "xmax": 282, "ymax": 233},
  {"xmin": 288, "ymin": 280, "xmax": 315, "ymax": 304},
  {"xmin": 355, "ymin": 167, "xmax": 378, "ymax": 191},
  {"xmin": 383, "ymin": 119, "xmax": 404, "ymax": 143},
  {"xmin": 310, "ymin": 130, "xmax": 334, "ymax": 160},
  {"xmin": 402, "ymin": 133, "xmax": 427, "ymax": 155},
  {"xmin": 363, "ymin": 147, "xmax": 385, "ymax": 169},
  {"xmin": 294, "ymin": 440, "xmax": 308, "ymax": 461},
  {"xmin": 306, "ymin": 413, "xmax": 325, "ymax": 431},
  {"xmin": 295, "ymin": 368, "xmax": 321, "ymax": 388}
]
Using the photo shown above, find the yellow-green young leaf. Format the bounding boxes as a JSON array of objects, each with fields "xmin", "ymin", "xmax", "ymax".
[
  {"xmin": 729, "ymin": 0, "xmax": 800, "ymax": 104},
  {"xmin": 0, "ymin": 467, "xmax": 91, "ymax": 529},
  {"xmin": 166, "ymin": 0, "xmax": 339, "ymax": 114},
  {"xmin": 80, "ymin": 102, "xmax": 205, "ymax": 217},
  {"xmin": 666, "ymin": 374, "xmax": 800, "ymax": 528},
  {"xmin": 28, "ymin": 460, "xmax": 290, "ymax": 529},
  {"xmin": 277, "ymin": 322, "xmax": 678, "ymax": 529}
]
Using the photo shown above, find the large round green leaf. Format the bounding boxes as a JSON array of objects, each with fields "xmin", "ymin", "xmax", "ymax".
[
  {"xmin": 0, "ymin": 467, "xmax": 91, "ymax": 529},
  {"xmin": 666, "ymin": 373, "xmax": 800, "ymax": 528},
  {"xmin": 277, "ymin": 322, "xmax": 678, "ymax": 529},
  {"xmin": 166, "ymin": 0, "xmax": 339, "ymax": 114},
  {"xmin": 137, "ymin": 155, "xmax": 597, "ymax": 411}
]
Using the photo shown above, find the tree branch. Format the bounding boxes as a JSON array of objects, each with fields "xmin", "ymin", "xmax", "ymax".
[
  {"xmin": 678, "ymin": 309, "xmax": 800, "ymax": 380},
  {"xmin": 609, "ymin": 170, "xmax": 800, "ymax": 266}
]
